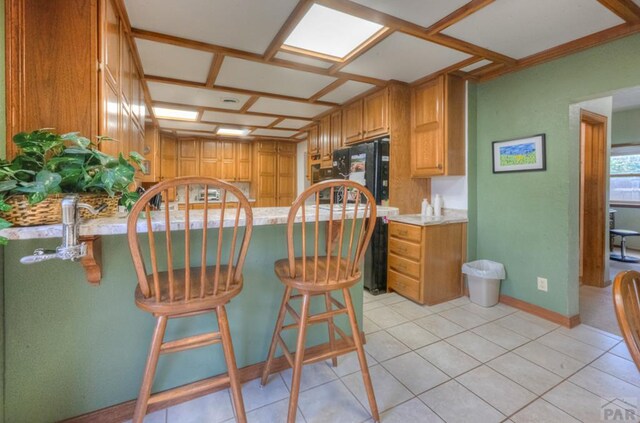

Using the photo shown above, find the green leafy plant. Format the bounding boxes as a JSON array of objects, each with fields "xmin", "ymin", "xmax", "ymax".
[{"xmin": 0, "ymin": 129, "xmax": 146, "ymax": 243}]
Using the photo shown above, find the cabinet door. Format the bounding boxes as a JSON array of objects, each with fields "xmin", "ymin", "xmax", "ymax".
[
  {"xmin": 102, "ymin": 0, "xmax": 120, "ymax": 88},
  {"xmin": 121, "ymin": 101, "xmax": 131, "ymax": 156},
  {"xmin": 141, "ymin": 123, "xmax": 159, "ymax": 183},
  {"xmin": 120, "ymin": 27, "xmax": 133, "ymax": 109},
  {"xmin": 319, "ymin": 115, "xmax": 331, "ymax": 168},
  {"xmin": 236, "ymin": 142, "xmax": 252, "ymax": 182},
  {"xmin": 363, "ymin": 89, "xmax": 388, "ymax": 139},
  {"xmin": 343, "ymin": 100, "xmax": 363, "ymax": 144},
  {"xmin": 100, "ymin": 79, "xmax": 122, "ymax": 157},
  {"xmin": 411, "ymin": 76, "xmax": 444, "ymax": 177},
  {"xmin": 257, "ymin": 151, "xmax": 277, "ymax": 206},
  {"xmin": 200, "ymin": 139, "xmax": 219, "ymax": 178},
  {"xmin": 179, "ymin": 138, "xmax": 199, "ymax": 176},
  {"xmin": 219, "ymin": 141, "xmax": 236, "ymax": 180},
  {"xmin": 330, "ymin": 110, "xmax": 342, "ymax": 154},
  {"xmin": 160, "ymin": 133, "xmax": 178, "ymax": 200},
  {"xmin": 257, "ymin": 140, "xmax": 277, "ymax": 153},
  {"xmin": 277, "ymin": 152, "xmax": 296, "ymax": 206},
  {"xmin": 307, "ymin": 125, "xmax": 319, "ymax": 155}
]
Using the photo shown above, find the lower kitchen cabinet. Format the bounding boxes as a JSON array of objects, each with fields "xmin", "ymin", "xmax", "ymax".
[{"xmin": 387, "ymin": 221, "xmax": 466, "ymax": 305}]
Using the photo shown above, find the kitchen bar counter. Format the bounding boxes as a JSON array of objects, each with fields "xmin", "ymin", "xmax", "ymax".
[
  {"xmin": 0, "ymin": 205, "xmax": 398, "ymax": 422},
  {"xmin": 0, "ymin": 206, "xmax": 398, "ymax": 240}
]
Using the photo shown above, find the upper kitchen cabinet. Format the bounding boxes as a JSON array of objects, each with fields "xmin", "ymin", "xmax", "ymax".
[
  {"xmin": 5, "ymin": 0, "xmax": 147, "ymax": 159},
  {"xmin": 411, "ymin": 74, "xmax": 465, "ymax": 177},
  {"xmin": 236, "ymin": 142, "xmax": 252, "ymax": 182},
  {"xmin": 330, "ymin": 111, "xmax": 343, "ymax": 157},
  {"xmin": 363, "ymin": 88, "xmax": 389, "ymax": 139},
  {"xmin": 343, "ymin": 88, "xmax": 388, "ymax": 145},
  {"xmin": 219, "ymin": 141, "xmax": 237, "ymax": 181},
  {"xmin": 252, "ymin": 141, "xmax": 296, "ymax": 207},
  {"xmin": 307, "ymin": 125, "xmax": 319, "ymax": 156},
  {"xmin": 178, "ymin": 138, "xmax": 200, "ymax": 177},
  {"xmin": 199, "ymin": 139, "xmax": 220, "ymax": 178},
  {"xmin": 319, "ymin": 115, "xmax": 332, "ymax": 169},
  {"xmin": 141, "ymin": 123, "xmax": 160, "ymax": 183}
]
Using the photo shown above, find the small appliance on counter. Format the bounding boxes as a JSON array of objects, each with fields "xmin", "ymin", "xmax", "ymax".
[
  {"xmin": 332, "ymin": 137, "xmax": 390, "ymax": 294},
  {"xmin": 197, "ymin": 188, "xmax": 221, "ymax": 202}
]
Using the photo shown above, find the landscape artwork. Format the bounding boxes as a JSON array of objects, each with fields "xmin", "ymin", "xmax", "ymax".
[{"xmin": 492, "ymin": 134, "xmax": 546, "ymax": 173}]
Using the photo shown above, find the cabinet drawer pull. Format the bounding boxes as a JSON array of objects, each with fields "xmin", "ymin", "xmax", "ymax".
[
  {"xmin": 437, "ymin": 164, "xmax": 443, "ymax": 170},
  {"xmin": 398, "ymin": 230, "xmax": 408, "ymax": 236}
]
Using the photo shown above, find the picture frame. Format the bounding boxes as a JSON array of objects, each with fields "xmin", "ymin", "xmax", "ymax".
[{"xmin": 492, "ymin": 134, "xmax": 546, "ymax": 173}]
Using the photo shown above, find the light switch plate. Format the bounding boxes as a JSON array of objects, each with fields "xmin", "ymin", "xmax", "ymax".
[{"xmin": 537, "ymin": 277, "xmax": 548, "ymax": 292}]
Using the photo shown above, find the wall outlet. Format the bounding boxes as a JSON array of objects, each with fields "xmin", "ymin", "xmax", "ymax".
[{"xmin": 537, "ymin": 277, "xmax": 548, "ymax": 292}]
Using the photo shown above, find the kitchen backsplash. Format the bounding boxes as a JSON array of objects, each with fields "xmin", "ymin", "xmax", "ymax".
[{"xmin": 176, "ymin": 182, "xmax": 251, "ymax": 202}]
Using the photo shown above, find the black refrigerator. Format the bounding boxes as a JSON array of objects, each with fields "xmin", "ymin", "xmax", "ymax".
[{"xmin": 332, "ymin": 137, "xmax": 390, "ymax": 294}]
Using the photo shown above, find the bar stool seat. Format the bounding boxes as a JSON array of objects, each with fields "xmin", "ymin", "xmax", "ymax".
[
  {"xmin": 610, "ymin": 229, "xmax": 640, "ymax": 263},
  {"xmin": 274, "ymin": 257, "xmax": 360, "ymax": 291}
]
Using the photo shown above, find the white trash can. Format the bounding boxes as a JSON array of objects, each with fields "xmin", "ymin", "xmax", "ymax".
[{"xmin": 462, "ymin": 260, "xmax": 506, "ymax": 307}]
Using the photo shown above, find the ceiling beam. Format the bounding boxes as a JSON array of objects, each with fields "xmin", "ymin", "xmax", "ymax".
[
  {"xmin": 597, "ymin": 0, "xmax": 640, "ymax": 24},
  {"xmin": 145, "ymin": 74, "xmax": 340, "ymax": 107},
  {"xmin": 425, "ymin": 0, "xmax": 495, "ymax": 35},
  {"xmin": 410, "ymin": 56, "xmax": 484, "ymax": 86},
  {"xmin": 240, "ymin": 96, "xmax": 260, "ymax": 113},
  {"xmin": 314, "ymin": 0, "xmax": 516, "ymax": 65},
  {"xmin": 152, "ymin": 100, "xmax": 315, "ymax": 121},
  {"xmin": 478, "ymin": 22, "xmax": 640, "ymax": 81},
  {"xmin": 267, "ymin": 117, "xmax": 286, "ymax": 128},
  {"xmin": 263, "ymin": 0, "xmax": 315, "ymax": 60},
  {"xmin": 205, "ymin": 55, "xmax": 225, "ymax": 87},
  {"xmin": 131, "ymin": 28, "xmax": 387, "ymax": 86},
  {"xmin": 308, "ymin": 79, "xmax": 348, "ymax": 102}
]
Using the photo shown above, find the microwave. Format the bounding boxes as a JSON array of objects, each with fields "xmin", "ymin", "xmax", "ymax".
[{"xmin": 197, "ymin": 188, "xmax": 220, "ymax": 201}]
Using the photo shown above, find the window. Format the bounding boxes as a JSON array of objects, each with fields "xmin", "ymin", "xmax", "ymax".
[{"xmin": 610, "ymin": 147, "xmax": 640, "ymax": 204}]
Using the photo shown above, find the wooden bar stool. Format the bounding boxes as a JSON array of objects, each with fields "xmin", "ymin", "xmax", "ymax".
[
  {"xmin": 613, "ymin": 270, "xmax": 640, "ymax": 371},
  {"xmin": 127, "ymin": 176, "xmax": 253, "ymax": 423},
  {"xmin": 260, "ymin": 180, "xmax": 380, "ymax": 423}
]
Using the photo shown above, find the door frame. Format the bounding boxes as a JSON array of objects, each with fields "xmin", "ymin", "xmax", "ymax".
[{"xmin": 579, "ymin": 109, "xmax": 610, "ymax": 287}]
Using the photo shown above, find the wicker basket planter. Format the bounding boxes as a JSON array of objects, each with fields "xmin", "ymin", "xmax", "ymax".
[{"xmin": 0, "ymin": 193, "xmax": 120, "ymax": 227}]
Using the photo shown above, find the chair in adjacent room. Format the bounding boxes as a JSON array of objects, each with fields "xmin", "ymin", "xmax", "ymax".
[
  {"xmin": 260, "ymin": 179, "xmax": 380, "ymax": 423},
  {"xmin": 613, "ymin": 270, "xmax": 640, "ymax": 371},
  {"xmin": 610, "ymin": 229, "xmax": 640, "ymax": 263},
  {"xmin": 127, "ymin": 176, "xmax": 253, "ymax": 423}
]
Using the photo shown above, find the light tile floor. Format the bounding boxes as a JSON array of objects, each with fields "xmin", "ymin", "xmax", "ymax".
[{"xmin": 127, "ymin": 292, "xmax": 638, "ymax": 423}]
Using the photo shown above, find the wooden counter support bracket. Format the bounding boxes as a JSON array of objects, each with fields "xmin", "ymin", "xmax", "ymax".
[{"xmin": 79, "ymin": 236, "xmax": 103, "ymax": 286}]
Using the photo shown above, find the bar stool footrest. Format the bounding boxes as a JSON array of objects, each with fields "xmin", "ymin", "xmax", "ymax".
[{"xmin": 147, "ymin": 374, "xmax": 231, "ymax": 405}]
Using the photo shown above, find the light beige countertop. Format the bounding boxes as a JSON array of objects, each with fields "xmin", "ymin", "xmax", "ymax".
[
  {"xmin": 387, "ymin": 208, "xmax": 468, "ymax": 226},
  {"xmin": 0, "ymin": 206, "xmax": 399, "ymax": 240}
]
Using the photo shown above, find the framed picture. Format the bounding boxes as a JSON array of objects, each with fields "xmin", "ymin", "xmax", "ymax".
[{"xmin": 492, "ymin": 134, "xmax": 546, "ymax": 173}]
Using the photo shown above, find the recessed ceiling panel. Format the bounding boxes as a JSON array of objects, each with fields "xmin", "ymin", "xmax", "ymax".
[
  {"xmin": 216, "ymin": 57, "xmax": 337, "ymax": 98},
  {"xmin": 249, "ymin": 98, "xmax": 331, "ymax": 118},
  {"xmin": 350, "ymin": 0, "xmax": 469, "ymax": 28},
  {"xmin": 341, "ymin": 33, "xmax": 470, "ymax": 82},
  {"xmin": 148, "ymin": 81, "xmax": 250, "ymax": 110},
  {"xmin": 460, "ymin": 59, "xmax": 492, "ymax": 73},
  {"xmin": 319, "ymin": 80, "xmax": 375, "ymax": 104},
  {"xmin": 274, "ymin": 52, "xmax": 334, "ymax": 69},
  {"xmin": 157, "ymin": 119, "xmax": 217, "ymax": 131},
  {"xmin": 135, "ymin": 39, "xmax": 213, "ymax": 83},
  {"xmin": 275, "ymin": 119, "xmax": 312, "ymax": 129},
  {"xmin": 251, "ymin": 128, "xmax": 299, "ymax": 138},
  {"xmin": 443, "ymin": 0, "xmax": 624, "ymax": 59},
  {"xmin": 200, "ymin": 111, "xmax": 276, "ymax": 127},
  {"xmin": 124, "ymin": 0, "xmax": 298, "ymax": 54}
]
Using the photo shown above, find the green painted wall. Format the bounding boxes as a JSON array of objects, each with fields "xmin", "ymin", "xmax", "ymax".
[
  {"xmin": 467, "ymin": 83, "xmax": 478, "ymax": 261},
  {"xmin": 612, "ymin": 107, "xmax": 640, "ymax": 145},
  {"xmin": 472, "ymin": 34, "xmax": 640, "ymax": 317},
  {"xmin": 1, "ymin": 1, "xmax": 6, "ymax": 420},
  {"xmin": 3, "ymin": 225, "xmax": 363, "ymax": 422}
]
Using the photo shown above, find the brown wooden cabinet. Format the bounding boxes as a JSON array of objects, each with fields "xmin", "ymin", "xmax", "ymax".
[
  {"xmin": 219, "ymin": 141, "xmax": 236, "ymax": 180},
  {"xmin": 387, "ymin": 221, "xmax": 466, "ymax": 305},
  {"xmin": 307, "ymin": 125, "xmax": 319, "ymax": 156},
  {"xmin": 141, "ymin": 123, "xmax": 160, "ymax": 183},
  {"xmin": 159, "ymin": 132, "xmax": 178, "ymax": 201},
  {"xmin": 343, "ymin": 100, "xmax": 364, "ymax": 145},
  {"xmin": 319, "ymin": 115, "xmax": 332, "ymax": 168},
  {"xmin": 236, "ymin": 142, "xmax": 252, "ymax": 182},
  {"xmin": 199, "ymin": 139, "xmax": 219, "ymax": 178},
  {"xmin": 363, "ymin": 88, "xmax": 389, "ymax": 139},
  {"xmin": 178, "ymin": 138, "xmax": 200, "ymax": 177},
  {"xmin": 252, "ymin": 141, "xmax": 297, "ymax": 207},
  {"xmin": 330, "ymin": 111, "xmax": 343, "ymax": 156},
  {"xmin": 411, "ymin": 74, "xmax": 465, "ymax": 177}
]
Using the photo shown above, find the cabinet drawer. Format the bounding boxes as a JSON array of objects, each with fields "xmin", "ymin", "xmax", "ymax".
[
  {"xmin": 388, "ymin": 270, "xmax": 420, "ymax": 302},
  {"xmin": 388, "ymin": 253, "xmax": 420, "ymax": 279},
  {"xmin": 389, "ymin": 222, "xmax": 422, "ymax": 243},
  {"xmin": 389, "ymin": 237, "xmax": 421, "ymax": 261}
]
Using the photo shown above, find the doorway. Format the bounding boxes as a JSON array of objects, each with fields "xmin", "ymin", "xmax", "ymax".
[{"xmin": 579, "ymin": 109, "xmax": 608, "ymax": 288}]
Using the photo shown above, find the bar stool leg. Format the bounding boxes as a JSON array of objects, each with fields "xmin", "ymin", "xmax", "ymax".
[
  {"xmin": 288, "ymin": 293, "xmax": 311, "ymax": 423},
  {"xmin": 343, "ymin": 288, "xmax": 380, "ymax": 422},
  {"xmin": 261, "ymin": 286, "xmax": 292, "ymax": 386},
  {"xmin": 324, "ymin": 292, "xmax": 338, "ymax": 367},
  {"xmin": 217, "ymin": 305, "xmax": 247, "ymax": 423},
  {"xmin": 133, "ymin": 316, "xmax": 168, "ymax": 423}
]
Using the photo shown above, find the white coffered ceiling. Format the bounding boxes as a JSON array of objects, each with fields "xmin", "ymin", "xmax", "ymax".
[{"xmin": 122, "ymin": 0, "xmax": 640, "ymax": 139}]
